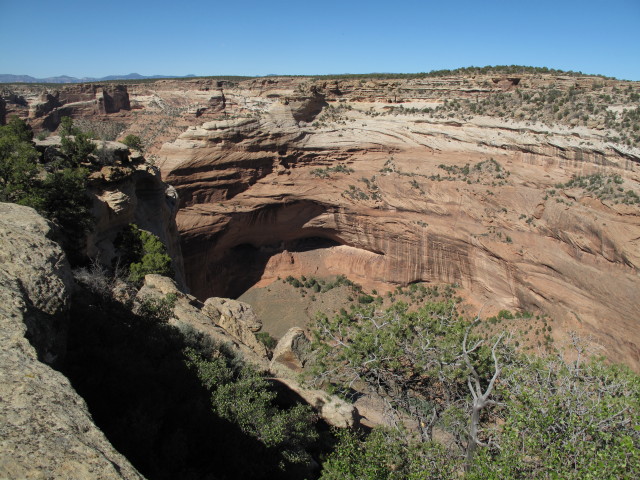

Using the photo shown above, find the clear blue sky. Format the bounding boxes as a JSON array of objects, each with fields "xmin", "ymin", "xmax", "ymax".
[{"xmin": 1, "ymin": 0, "xmax": 639, "ymax": 80}]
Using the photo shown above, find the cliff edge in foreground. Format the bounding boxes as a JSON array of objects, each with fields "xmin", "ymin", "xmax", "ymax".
[{"xmin": 0, "ymin": 203, "xmax": 145, "ymax": 480}]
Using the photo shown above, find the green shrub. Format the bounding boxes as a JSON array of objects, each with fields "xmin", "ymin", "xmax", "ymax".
[
  {"xmin": 115, "ymin": 224, "xmax": 173, "ymax": 286},
  {"xmin": 121, "ymin": 134, "xmax": 144, "ymax": 151},
  {"xmin": 136, "ymin": 293, "xmax": 177, "ymax": 323},
  {"xmin": 185, "ymin": 347, "xmax": 318, "ymax": 467},
  {"xmin": 357, "ymin": 294, "xmax": 375, "ymax": 304},
  {"xmin": 255, "ymin": 331, "xmax": 278, "ymax": 350},
  {"xmin": 59, "ymin": 117, "xmax": 96, "ymax": 167},
  {"xmin": 38, "ymin": 167, "xmax": 93, "ymax": 263},
  {"xmin": 1, "ymin": 117, "xmax": 94, "ymax": 263}
]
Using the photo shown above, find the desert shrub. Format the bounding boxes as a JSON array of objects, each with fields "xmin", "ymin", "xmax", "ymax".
[
  {"xmin": 185, "ymin": 347, "xmax": 319, "ymax": 468},
  {"xmin": 136, "ymin": 293, "xmax": 177, "ymax": 323},
  {"xmin": 256, "ymin": 331, "xmax": 278, "ymax": 350},
  {"xmin": 59, "ymin": 116, "xmax": 96, "ymax": 167},
  {"xmin": 357, "ymin": 294, "xmax": 375, "ymax": 304},
  {"xmin": 320, "ymin": 427, "xmax": 456, "ymax": 480},
  {"xmin": 115, "ymin": 224, "xmax": 173, "ymax": 285},
  {"xmin": 121, "ymin": 134, "xmax": 144, "ymax": 151}
]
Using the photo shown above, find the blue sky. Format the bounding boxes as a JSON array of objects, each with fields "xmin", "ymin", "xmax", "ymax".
[{"xmin": 1, "ymin": 0, "xmax": 639, "ymax": 80}]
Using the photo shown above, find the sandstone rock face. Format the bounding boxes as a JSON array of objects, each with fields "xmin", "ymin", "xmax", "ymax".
[
  {"xmin": 155, "ymin": 78, "xmax": 640, "ymax": 371},
  {"xmin": 0, "ymin": 203, "xmax": 144, "ymax": 480},
  {"xmin": 1, "ymin": 83, "xmax": 131, "ymax": 130},
  {"xmin": 4, "ymin": 75, "xmax": 640, "ymax": 370},
  {"xmin": 0, "ymin": 203, "xmax": 74, "ymax": 364}
]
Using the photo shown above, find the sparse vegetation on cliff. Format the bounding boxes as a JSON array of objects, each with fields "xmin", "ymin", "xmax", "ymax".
[
  {"xmin": 548, "ymin": 173, "xmax": 640, "ymax": 205},
  {"xmin": 385, "ymin": 82, "xmax": 640, "ymax": 147}
]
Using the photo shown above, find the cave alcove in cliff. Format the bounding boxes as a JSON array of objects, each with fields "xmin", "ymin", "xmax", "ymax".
[{"xmin": 216, "ymin": 236, "xmax": 342, "ymax": 299}]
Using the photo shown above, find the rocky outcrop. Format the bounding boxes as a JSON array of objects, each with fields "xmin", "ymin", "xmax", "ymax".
[
  {"xmin": 0, "ymin": 203, "xmax": 74, "ymax": 364},
  {"xmin": 86, "ymin": 159, "xmax": 186, "ymax": 289},
  {"xmin": 137, "ymin": 274, "xmax": 270, "ymax": 366},
  {"xmin": 273, "ymin": 377, "xmax": 357, "ymax": 429},
  {"xmin": 202, "ymin": 297, "xmax": 268, "ymax": 356},
  {"xmin": 137, "ymin": 275, "xmax": 358, "ymax": 427},
  {"xmin": 270, "ymin": 327, "xmax": 357, "ymax": 428},
  {"xmin": 0, "ymin": 203, "xmax": 144, "ymax": 479}
]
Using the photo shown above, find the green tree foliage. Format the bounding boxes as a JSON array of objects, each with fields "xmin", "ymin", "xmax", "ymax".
[
  {"xmin": 39, "ymin": 167, "xmax": 93, "ymax": 261},
  {"xmin": 312, "ymin": 299, "xmax": 640, "ymax": 479},
  {"xmin": 121, "ymin": 134, "xmax": 144, "ymax": 151},
  {"xmin": 468, "ymin": 355, "xmax": 640, "ymax": 479},
  {"xmin": 310, "ymin": 301, "xmax": 482, "ymax": 442},
  {"xmin": 0, "ymin": 116, "xmax": 40, "ymax": 203},
  {"xmin": 59, "ymin": 116, "xmax": 96, "ymax": 167},
  {"xmin": 185, "ymin": 347, "xmax": 319, "ymax": 468},
  {"xmin": 255, "ymin": 331, "xmax": 278, "ymax": 350},
  {"xmin": 115, "ymin": 224, "xmax": 174, "ymax": 285},
  {"xmin": 0, "ymin": 116, "xmax": 93, "ymax": 263},
  {"xmin": 320, "ymin": 428, "xmax": 455, "ymax": 480}
]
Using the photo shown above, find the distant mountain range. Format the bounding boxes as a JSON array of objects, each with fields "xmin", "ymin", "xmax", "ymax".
[{"xmin": 0, "ymin": 73, "xmax": 198, "ymax": 84}]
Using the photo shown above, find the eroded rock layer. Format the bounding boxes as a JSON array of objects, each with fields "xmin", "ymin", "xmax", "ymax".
[
  {"xmin": 3, "ymin": 74, "xmax": 639, "ymax": 369},
  {"xmin": 155, "ymin": 77, "xmax": 640, "ymax": 370}
]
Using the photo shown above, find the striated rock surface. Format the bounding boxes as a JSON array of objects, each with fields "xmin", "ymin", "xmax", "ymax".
[
  {"xmin": 154, "ymin": 77, "xmax": 640, "ymax": 370},
  {"xmin": 0, "ymin": 203, "xmax": 144, "ymax": 480}
]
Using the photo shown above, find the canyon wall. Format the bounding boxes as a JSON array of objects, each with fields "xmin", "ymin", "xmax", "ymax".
[
  {"xmin": 3, "ymin": 74, "xmax": 639, "ymax": 369},
  {"xmin": 154, "ymin": 77, "xmax": 640, "ymax": 370}
]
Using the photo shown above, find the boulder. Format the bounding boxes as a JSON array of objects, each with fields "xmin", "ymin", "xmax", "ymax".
[
  {"xmin": 273, "ymin": 378, "xmax": 357, "ymax": 429},
  {"xmin": 270, "ymin": 327, "xmax": 311, "ymax": 372},
  {"xmin": 203, "ymin": 297, "xmax": 268, "ymax": 356},
  {"xmin": 138, "ymin": 275, "xmax": 270, "ymax": 366}
]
